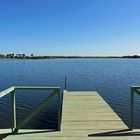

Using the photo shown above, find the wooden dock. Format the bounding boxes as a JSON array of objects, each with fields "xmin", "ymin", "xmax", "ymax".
[{"xmin": 2, "ymin": 91, "xmax": 140, "ymax": 140}]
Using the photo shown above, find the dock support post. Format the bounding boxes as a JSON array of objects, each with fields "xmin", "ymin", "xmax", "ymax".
[
  {"xmin": 65, "ymin": 76, "xmax": 67, "ymax": 90},
  {"xmin": 58, "ymin": 88, "xmax": 61, "ymax": 131},
  {"xmin": 129, "ymin": 87, "xmax": 134, "ymax": 130},
  {"xmin": 11, "ymin": 90, "xmax": 16, "ymax": 133}
]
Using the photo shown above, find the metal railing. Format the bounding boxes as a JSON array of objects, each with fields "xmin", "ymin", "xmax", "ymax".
[
  {"xmin": 129, "ymin": 86, "xmax": 140, "ymax": 130},
  {"xmin": 0, "ymin": 86, "xmax": 61, "ymax": 134}
]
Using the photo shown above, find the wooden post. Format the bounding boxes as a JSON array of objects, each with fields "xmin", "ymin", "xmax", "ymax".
[
  {"xmin": 65, "ymin": 76, "xmax": 67, "ymax": 90},
  {"xmin": 129, "ymin": 87, "xmax": 134, "ymax": 130},
  {"xmin": 58, "ymin": 88, "xmax": 61, "ymax": 131},
  {"xmin": 11, "ymin": 90, "xmax": 16, "ymax": 133}
]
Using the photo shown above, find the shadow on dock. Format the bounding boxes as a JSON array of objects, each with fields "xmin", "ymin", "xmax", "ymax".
[
  {"xmin": 88, "ymin": 129, "xmax": 140, "ymax": 137},
  {"xmin": 15, "ymin": 129, "xmax": 57, "ymax": 135},
  {"xmin": 0, "ymin": 134, "xmax": 10, "ymax": 140},
  {"xmin": 0, "ymin": 129, "xmax": 57, "ymax": 140}
]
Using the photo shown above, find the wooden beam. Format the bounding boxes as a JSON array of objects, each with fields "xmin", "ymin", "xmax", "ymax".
[
  {"xmin": 15, "ymin": 86, "xmax": 60, "ymax": 90},
  {"xmin": 0, "ymin": 87, "xmax": 15, "ymax": 98}
]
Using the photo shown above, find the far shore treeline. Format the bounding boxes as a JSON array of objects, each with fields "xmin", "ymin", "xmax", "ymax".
[{"xmin": 0, "ymin": 53, "xmax": 140, "ymax": 59}]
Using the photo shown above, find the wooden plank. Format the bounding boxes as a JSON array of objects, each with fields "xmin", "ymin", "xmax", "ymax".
[{"xmin": 62, "ymin": 121, "xmax": 127, "ymax": 130}]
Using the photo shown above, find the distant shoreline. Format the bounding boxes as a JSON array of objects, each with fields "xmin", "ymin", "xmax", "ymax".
[{"xmin": 0, "ymin": 55, "xmax": 140, "ymax": 59}]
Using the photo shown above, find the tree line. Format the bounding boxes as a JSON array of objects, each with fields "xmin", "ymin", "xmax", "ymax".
[
  {"xmin": 0, "ymin": 54, "xmax": 34, "ymax": 58},
  {"xmin": 0, "ymin": 54, "xmax": 140, "ymax": 59}
]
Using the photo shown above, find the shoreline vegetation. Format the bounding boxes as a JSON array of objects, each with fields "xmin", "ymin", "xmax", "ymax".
[{"xmin": 0, "ymin": 54, "xmax": 140, "ymax": 59}]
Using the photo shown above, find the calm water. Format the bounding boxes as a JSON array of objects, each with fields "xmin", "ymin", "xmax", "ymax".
[{"xmin": 0, "ymin": 59, "xmax": 140, "ymax": 129}]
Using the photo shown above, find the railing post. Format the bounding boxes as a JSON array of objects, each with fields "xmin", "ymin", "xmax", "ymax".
[
  {"xmin": 129, "ymin": 87, "xmax": 134, "ymax": 130},
  {"xmin": 65, "ymin": 76, "xmax": 67, "ymax": 90},
  {"xmin": 58, "ymin": 88, "xmax": 61, "ymax": 131},
  {"xmin": 11, "ymin": 90, "xmax": 16, "ymax": 133}
]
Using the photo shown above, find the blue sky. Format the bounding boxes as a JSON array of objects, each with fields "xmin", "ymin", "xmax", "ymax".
[{"xmin": 0, "ymin": 0, "xmax": 140, "ymax": 56}]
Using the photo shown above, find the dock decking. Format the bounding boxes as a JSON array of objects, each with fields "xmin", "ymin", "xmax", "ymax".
[{"xmin": 2, "ymin": 91, "xmax": 140, "ymax": 140}]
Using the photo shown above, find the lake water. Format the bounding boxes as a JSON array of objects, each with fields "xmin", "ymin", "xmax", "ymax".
[{"xmin": 0, "ymin": 59, "xmax": 140, "ymax": 129}]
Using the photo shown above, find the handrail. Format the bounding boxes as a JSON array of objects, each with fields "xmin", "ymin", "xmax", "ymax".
[
  {"xmin": 0, "ymin": 86, "xmax": 61, "ymax": 134},
  {"xmin": 0, "ymin": 87, "xmax": 15, "ymax": 98},
  {"xmin": 129, "ymin": 86, "xmax": 140, "ymax": 130},
  {"xmin": 15, "ymin": 86, "xmax": 60, "ymax": 90},
  {"xmin": 131, "ymin": 86, "xmax": 140, "ymax": 90}
]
